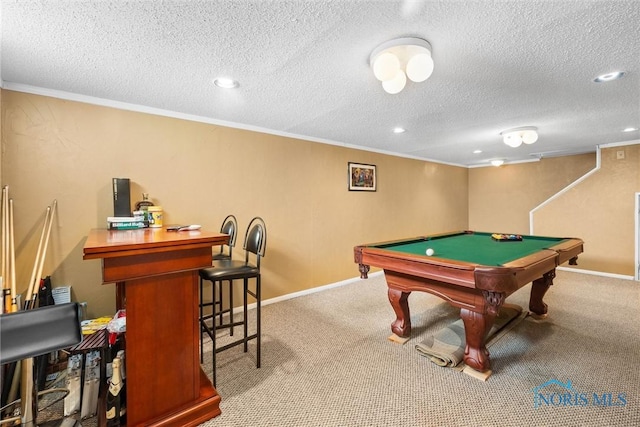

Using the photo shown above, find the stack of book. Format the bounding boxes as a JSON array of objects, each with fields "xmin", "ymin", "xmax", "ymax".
[{"xmin": 107, "ymin": 211, "xmax": 148, "ymax": 230}]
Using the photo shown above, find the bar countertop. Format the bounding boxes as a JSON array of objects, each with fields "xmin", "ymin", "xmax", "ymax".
[{"xmin": 83, "ymin": 228, "xmax": 229, "ymax": 259}]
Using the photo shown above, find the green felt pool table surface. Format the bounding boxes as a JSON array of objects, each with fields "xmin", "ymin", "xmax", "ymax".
[{"xmin": 377, "ymin": 231, "xmax": 567, "ymax": 266}]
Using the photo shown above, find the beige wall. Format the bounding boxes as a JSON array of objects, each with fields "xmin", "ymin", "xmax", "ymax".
[
  {"xmin": 534, "ymin": 145, "xmax": 639, "ymax": 276},
  {"xmin": 469, "ymin": 154, "xmax": 596, "ymax": 233},
  {"xmin": 1, "ymin": 90, "xmax": 469, "ymax": 317},
  {"xmin": 3, "ymin": 90, "xmax": 636, "ymax": 318},
  {"xmin": 470, "ymin": 147, "xmax": 639, "ymax": 276}
]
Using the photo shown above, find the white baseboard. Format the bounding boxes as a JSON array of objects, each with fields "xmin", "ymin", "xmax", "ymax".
[
  {"xmin": 557, "ymin": 266, "xmax": 635, "ymax": 281},
  {"xmin": 231, "ymin": 270, "xmax": 385, "ymax": 313},
  {"xmin": 229, "ymin": 267, "xmax": 634, "ymax": 315}
]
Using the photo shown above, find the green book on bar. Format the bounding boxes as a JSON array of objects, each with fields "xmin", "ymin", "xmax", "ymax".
[{"xmin": 108, "ymin": 221, "xmax": 147, "ymax": 230}]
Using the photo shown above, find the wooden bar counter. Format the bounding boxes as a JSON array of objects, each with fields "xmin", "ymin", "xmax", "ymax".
[{"xmin": 83, "ymin": 228, "xmax": 229, "ymax": 426}]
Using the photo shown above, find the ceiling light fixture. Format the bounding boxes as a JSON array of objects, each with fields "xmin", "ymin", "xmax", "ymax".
[
  {"xmin": 622, "ymin": 127, "xmax": 638, "ymax": 132},
  {"xmin": 370, "ymin": 37, "xmax": 434, "ymax": 94},
  {"xmin": 593, "ymin": 71, "xmax": 624, "ymax": 83},
  {"xmin": 393, "ymin": 127, "xmax": 406, "ymax": 134},
  {"xmin": 500, "ymin": 126, "xmax": 538, "ymax": 148},
  {"xmin": 491, "ymin": 160, "xmax": 505, "ymax": 167},
  {"xmin": 214, "ymin": 78, "xmax": 239, "ymax": 89}
]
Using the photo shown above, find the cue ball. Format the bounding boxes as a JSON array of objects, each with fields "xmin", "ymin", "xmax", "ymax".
[{"xmin": 425, "ymin": 248, "xmax": 435, "ymax": 256}]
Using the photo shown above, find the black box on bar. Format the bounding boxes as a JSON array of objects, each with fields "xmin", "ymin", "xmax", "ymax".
[{"xmin": 112, "ymin": 178, "xmax": 131, "ymax": 217}]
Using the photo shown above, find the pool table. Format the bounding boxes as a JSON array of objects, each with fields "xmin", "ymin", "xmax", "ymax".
[{"xmin": 354, "ymin": 230, "xmax": 583, "ymax": 372}]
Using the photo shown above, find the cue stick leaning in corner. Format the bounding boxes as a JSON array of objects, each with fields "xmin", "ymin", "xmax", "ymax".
[
  {"xmin": 8, "ymin": 199, "xmax": 18, "ymax": 313},
  {"xmin": 17, "ymin": 201, "xmax": 57, "ymax": 425},
  {"xmin": 32, "ymin": 199, "xmax": 56, "ymax": 308},
  {"xmin": 1, "ymin": 186, "xmax": 9, "ymax": 313},
  {"xmin": 23, "ymin": 204, "xmax": 53, "ymax": 310}
]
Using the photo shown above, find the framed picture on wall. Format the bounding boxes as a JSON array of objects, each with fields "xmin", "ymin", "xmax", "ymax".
[{"xmin": 348, "ymin": 162, "xmax": 377, "ymax": 191}]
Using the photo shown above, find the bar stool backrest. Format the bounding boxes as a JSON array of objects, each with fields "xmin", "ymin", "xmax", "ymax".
[
  {"xmin": 243, "ymin": 217, "xmax": 267, "ymax": 268},
  {"xmin": 214, "ymin": 214, "xmax": 238, "ymax": 260}
]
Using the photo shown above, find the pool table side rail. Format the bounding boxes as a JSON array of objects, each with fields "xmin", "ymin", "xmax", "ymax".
[
  {"xmin": 354, "ymin": 246, "xmax": 479, "ymax": 288},
  {"xmin": 544, "ymin": 238, "xmax": 584, "ymax": 264},
  {"xmin": 478, "ymin": 249, "xmax": 560, "ymax": 293},
  {"xmin": 354, "ymin": 234, "xmax": 584, "ymax": 292},
  {"xmin": 355, "ymin": 246, "xmax": 563, "ymax": 293}
]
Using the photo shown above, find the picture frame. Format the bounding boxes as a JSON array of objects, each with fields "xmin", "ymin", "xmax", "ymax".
[{"xmin": 348, "ymin": 162, "xmax": 377, "ymax": 191}]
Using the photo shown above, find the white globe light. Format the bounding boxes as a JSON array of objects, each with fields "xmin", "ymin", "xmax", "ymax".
[
  {"xmin": 503, "ymin": 133, "xmax": 522, "ymax": 148},
  {"xmin": 406, "ymin": 52, "xmax": 434, "ymax": 82},
  {"xmin": 373, "ymin": 52, "xmax": 400, "ymax": 82},
  {"xmin": 382, "ymin": 70, "xmax": 407, "ymax": 94},
  {"xmin": 521, "ymin": 130, "xmax": 538, "ymax": 144}
]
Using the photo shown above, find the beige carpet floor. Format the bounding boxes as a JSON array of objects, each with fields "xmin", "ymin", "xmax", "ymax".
[{"xmin": 201, "ymin": 270, "xmax": 640, "ymax": 427}]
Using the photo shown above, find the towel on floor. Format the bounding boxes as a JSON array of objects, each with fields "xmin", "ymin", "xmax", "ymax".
[{"xmin": 415, "ymin": 304, "xmax": 522, "ymax": 368}]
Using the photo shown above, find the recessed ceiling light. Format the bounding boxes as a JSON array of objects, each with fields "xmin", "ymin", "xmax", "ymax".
[
  {"xmin": 593, "ymin": 71, "xmax": 624, "ymax": 83},
  {"xmin": 473, "ymin": 149, "xmax": 482, "ymax": 154},
  {"xmin": 214, "ymin": 78, "xmax": 239, "ymax": 89},
  {"xmin": 393, "ymin": 127, "xmax": 406, "ymax": 134},
  {"xmin": 491, "ymin": 159, "xmax": 504, "ymax": 167},
  {"xmin": 622, "ymin": 127, "xmax": 638, "ymax": 132}
]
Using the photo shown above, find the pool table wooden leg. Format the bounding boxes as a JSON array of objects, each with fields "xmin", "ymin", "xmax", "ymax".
[
  {"xmin": 529, "ymin": 270, "xmax": 555, "ymax": 316},
  {"xmin": 460, "ymin": 308, "xmax": 495, "ymax": 372},
  {"xmin": 388, "ymin": 288, "xmax": 411, "ymax": 337}
]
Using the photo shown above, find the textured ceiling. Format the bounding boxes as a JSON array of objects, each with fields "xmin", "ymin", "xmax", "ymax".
[{"xmin": 1, "ymin": 1, "xmax": 639, "ymax": 167}]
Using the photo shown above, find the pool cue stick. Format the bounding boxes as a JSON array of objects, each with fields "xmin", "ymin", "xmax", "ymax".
[
  {"xmin": 5, "ymin": 360, "xmax": 21, "ymax": 412},
  {"xmin": 23, "ymin": 206, "xmax": 51, "ymax": 310},
  {"xmin": 32, "ymin": 200, "xmax": 56, "ymax": 307},
  {"xmin": 1, "ymin": 186, "xmax": 6, "ymax": 274},
  {"xmin": 1, "ymin": 185, "xmax": 10, "ymax": 399},
  {"xmin": 32, "ymin": 205, "xmax": 55, "ymax": 392},
  {"xmin": 8, "ymin": 199, "xmax": 18, "ymax": 313},
  {"xmin": 20, "ymin": 357, "xmax": 35, "ymax": 427},
  {"xmin": 1, "ymin": 186, "xmax": 9, "ymax": 313},
  {"xmin": 15, "ymin": 203, "xmax": 57, "ymax": 426},
  {"xmin": 11, "ymin": 201, "xmax": 57, "ymax": 422},
  {"xmin": 0, "ymin": 190, "xmax": 15, "ymax": 411},
  {"xmin": 3, "ymin": 189, "xmax": 12, "ymax": 314}
]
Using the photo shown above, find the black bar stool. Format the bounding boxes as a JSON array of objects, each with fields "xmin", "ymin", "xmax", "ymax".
[
  {"xmin": 199, "ymin": 215, "xmax": 237, "ymax": 362},
  {"xmin": 198, "ymin": 217, "xmax": 266, "ymax": 387}
]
